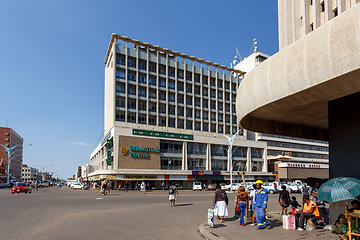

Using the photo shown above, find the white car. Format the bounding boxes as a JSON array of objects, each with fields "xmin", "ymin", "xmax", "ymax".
[
  {"xmin": 225, "ymin": 183, "xmax": 242, "ymax": 191},
  {"xmin": 280, "ymin": 183, "xmax": 301, "ymax": 193},
  {"xmin": 192, "ymin": 182, "xmax": 202, "ymax": 191}
]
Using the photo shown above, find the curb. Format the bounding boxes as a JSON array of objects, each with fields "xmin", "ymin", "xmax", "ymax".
[{"xmin": 198, "ymin": 223, "xmax": 227, "ymax": 240}]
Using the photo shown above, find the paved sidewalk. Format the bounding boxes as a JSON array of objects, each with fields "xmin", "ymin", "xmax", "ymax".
[{"xmin": 199, "ymin": 212, "xmax": 342, "ymax": 240}]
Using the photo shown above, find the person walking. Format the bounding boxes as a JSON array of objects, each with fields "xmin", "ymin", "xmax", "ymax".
[
  {"xmin": 236, "ymin": 186, "xmax": 249, "ymax": 226},
  {"xmin": 168, "ymin": 183, "xmax": 179, "ymax": 207},
  {"xmin": 213, "ymin": 185, "xmax": 229, "ymax": 223},
  {"xmin": 125, "ymin": 181, "xmax": 129, "ymax": 192},
  {"xmin": 253, "ymin": 180, "xmax": 270, "ymax": 229},
  {"xmin": 278, "ymin": 185, "xmax": 291, "ymax": 215},
  {"xmin": 135, "ymin": 182, "xmax": 138, "ymax": 191},
  {"xmin": 249, "ymin": 184, "xmax": 257, "ymax": 226},
  {"xmin": 140, "ymin": 181, "xmax": 146, "ymax": 194}
]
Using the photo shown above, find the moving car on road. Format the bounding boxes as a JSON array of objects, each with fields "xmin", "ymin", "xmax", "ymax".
[
  {"xmin": 11, "ymin": 183, "xmax": 31, "ymax": 194},
  {"xmin": 71, "ymin": 182, "xmax": 84, "ymax": 190}
]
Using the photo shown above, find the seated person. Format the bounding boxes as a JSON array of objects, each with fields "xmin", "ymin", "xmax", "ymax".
[
  {"xmin": 295, "ymin": 194, "xmax": 320, "ymax": 231},
  {"xmin": 338, "ymin": 199, "xmax": 360, "ymax": 226},
  {"xmin": 338, "ymin": 200, "xmax": 360, "ymax": 240}
]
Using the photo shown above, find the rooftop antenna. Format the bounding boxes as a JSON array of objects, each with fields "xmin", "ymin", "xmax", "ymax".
[
  {"xmin": 231, "ymin": 47, "xmax": 242, "ymax": 67},
  {"xmin": 250, "ymin": 38, "xmax": 258, "ymax": 55}
]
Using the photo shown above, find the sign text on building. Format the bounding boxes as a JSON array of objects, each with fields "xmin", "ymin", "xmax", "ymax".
[
  {"xmin": 130, "ymin": 146, "xmax": 160, "ymax": 158},
  {"xmin": 133, "ymin": 129, "xmax": 194, "ymax": 140}
]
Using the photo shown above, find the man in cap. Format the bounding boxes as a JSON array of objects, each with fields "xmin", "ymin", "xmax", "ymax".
[{"xmin": 253, "ymin": 180, "xmax": 270, "ymax": 229}]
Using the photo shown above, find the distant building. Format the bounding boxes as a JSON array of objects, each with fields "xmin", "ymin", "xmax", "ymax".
[
  {"xmin": 0, "ymin": 127, "xmax": 24, "ymax": 181},
  {"xmin": 21, "ymin": 164, "xmax": 38, "ymax": 182}
]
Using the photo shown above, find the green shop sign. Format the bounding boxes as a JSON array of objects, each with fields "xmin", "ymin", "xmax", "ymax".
[
  {"xmin": 132, "ymin": 129, "xmax": 194, "ymax": 140},
  {"xmin": 130, "ymin": 146, "xmax": 160, "ymax": 158}
]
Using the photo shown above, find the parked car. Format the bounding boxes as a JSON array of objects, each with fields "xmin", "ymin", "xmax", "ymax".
[
  {"xmin": 207, "ymin": 184, "xmax": 216, "ymax": 191},
  {"xmin": 219, "ymin": 183, "xmax": 226, "ymax": 190},
  {"xmin": 0, "ymin": 181, "xmax": 8, "ymax": 188},
  {"xmin": 294, "ymin": 180, "xmax": 302, "ymax": 185},
  {"xmin": 11, "ymin": 183, "xmax": 31, "ymax": 194},
  {"xmin": 192, "ymin": 182, "xmax": 202, "ymax": 191},
  {"xmin": 280, "ymin": 183, "xmax": 301, "ymax": 193},
  {"xmin": 71, "ymin": 182, "xmax": 84, "ymax": 190},
  {"xmin": 225, "ymin": 183, "xmax": 242, "ymax": 191},
  {"xmin": 262, "ymin": 182, "xmax": 277, "ymax": 194}
]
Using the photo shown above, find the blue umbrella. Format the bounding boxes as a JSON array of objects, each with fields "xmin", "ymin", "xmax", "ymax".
[{"xmin": 318, "ymin": 177, "xmax": 360, "ymax": 203}]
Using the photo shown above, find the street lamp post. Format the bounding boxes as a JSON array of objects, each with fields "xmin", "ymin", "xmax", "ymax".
[
  {"xmin": 214, "ymin": 129, "xmax": 242, "ymax": 192},
  {"xmin": 0, "ymin": 144, "xmax": 22, "ymax": 186}
]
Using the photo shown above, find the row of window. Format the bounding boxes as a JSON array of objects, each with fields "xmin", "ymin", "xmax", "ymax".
[
  {"xmin": 161, "ymin": 159, "xmax": 263, "ymax": 171},
  {"xmin": 116, "ymin": 97, "xmax": 236, "ymax": 113},
  {"xmin": 267, "ymin": 141, "xmax": 329, "ymax": 152},
  {"xmin": 158, "ymin": 141, "xmax": 261, "ymax": 171},
  {"xmin": 116, "ymin": 112, "xmax": 240, "ymax": 134},
  {"xmin": 115, "ymin": 66, "xmax": 237, "ymax": 90},
  {"xmin": 268, "ymin": 150, "xmax": 329, "ymax": 159}
]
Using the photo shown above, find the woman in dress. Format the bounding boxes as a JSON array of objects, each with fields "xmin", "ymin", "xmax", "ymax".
[
  {"xmin": 236, "ymin": 186, "xmax": 249, "ymax": 226},
  {"xmin": 140, "ymin": 181, "xmax": 146, "ymax": 194},
  {"xmin": 213, "ymin": 185, "xmax": 228, "ymax": 223},
  {"xmin": 279, "ymin": 185, "xmax": 291, "ymax": 215}
]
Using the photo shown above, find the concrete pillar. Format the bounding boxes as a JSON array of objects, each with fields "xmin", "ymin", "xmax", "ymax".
[
  {"xmin": 246, "ymin": 147, "xmax": 251, "ymax": 172},
  {"xmin": 182, "ymin": 141, "xmax": 188, "ymax": 171},
  {"xmin": 313, "ymin": 0, "xmax": 321, "ymax": 29},
  {"xmin": 337, "ymin": 0, "xmax": 346, "ymax": 14},
  {"xmin": 328, "ymin": 91, "xmax": 360, "ymax": 179},
  {"xmin": 262, "ymin": 148, "xmax": 268, "ymax": 172},
  {"xmin": 206, "ymin": 143, "xmax": 211, "ymax": 171},
  {"xmin": 324, "ymin": 0, "xmax": 333, "ymax": 22}
]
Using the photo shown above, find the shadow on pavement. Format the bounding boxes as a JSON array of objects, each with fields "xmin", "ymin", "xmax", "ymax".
[
  {"xmin": 175, "ymin": 203, "xmax": 193, "ymax": 207},
  {"xmin": 267, "ymin": 219, "xmax": 282, "ymax": 229}
]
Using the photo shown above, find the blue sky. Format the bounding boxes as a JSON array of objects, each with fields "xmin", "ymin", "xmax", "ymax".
[{"xmin": 0, "ymin": 1, "xmax": 278, "ymax": 179}]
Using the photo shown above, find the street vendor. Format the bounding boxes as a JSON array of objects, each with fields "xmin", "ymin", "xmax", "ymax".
[
  {"xmin": 295, "ymin": 195, "xmax": 320, "ymax": 231},
  {"xmin": 338, "ymin": 199, "xmax": 360, "ymax": 240}
]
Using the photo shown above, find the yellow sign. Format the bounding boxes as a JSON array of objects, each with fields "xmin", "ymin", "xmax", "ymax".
[
  {"xmin": 123, "ymin": 175, "xmax": 158, "ymax": 180},
  {"xmin": 102, "ymin": 175, "xmax": 116, "ymax": 180},
  {"xmin": 121, "ymin": 147, "xmax": 128, "ymax": 155}
]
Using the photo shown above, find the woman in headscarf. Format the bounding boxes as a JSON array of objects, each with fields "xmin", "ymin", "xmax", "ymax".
[{"xmin": 236, "ymin": 186, "xmax": 249, "ymax": 226}]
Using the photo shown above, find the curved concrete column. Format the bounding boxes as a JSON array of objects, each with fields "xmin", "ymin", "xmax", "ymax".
[{"xmin": 236, "ymin": 4, "xmax": 360, "ymax": 141}]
